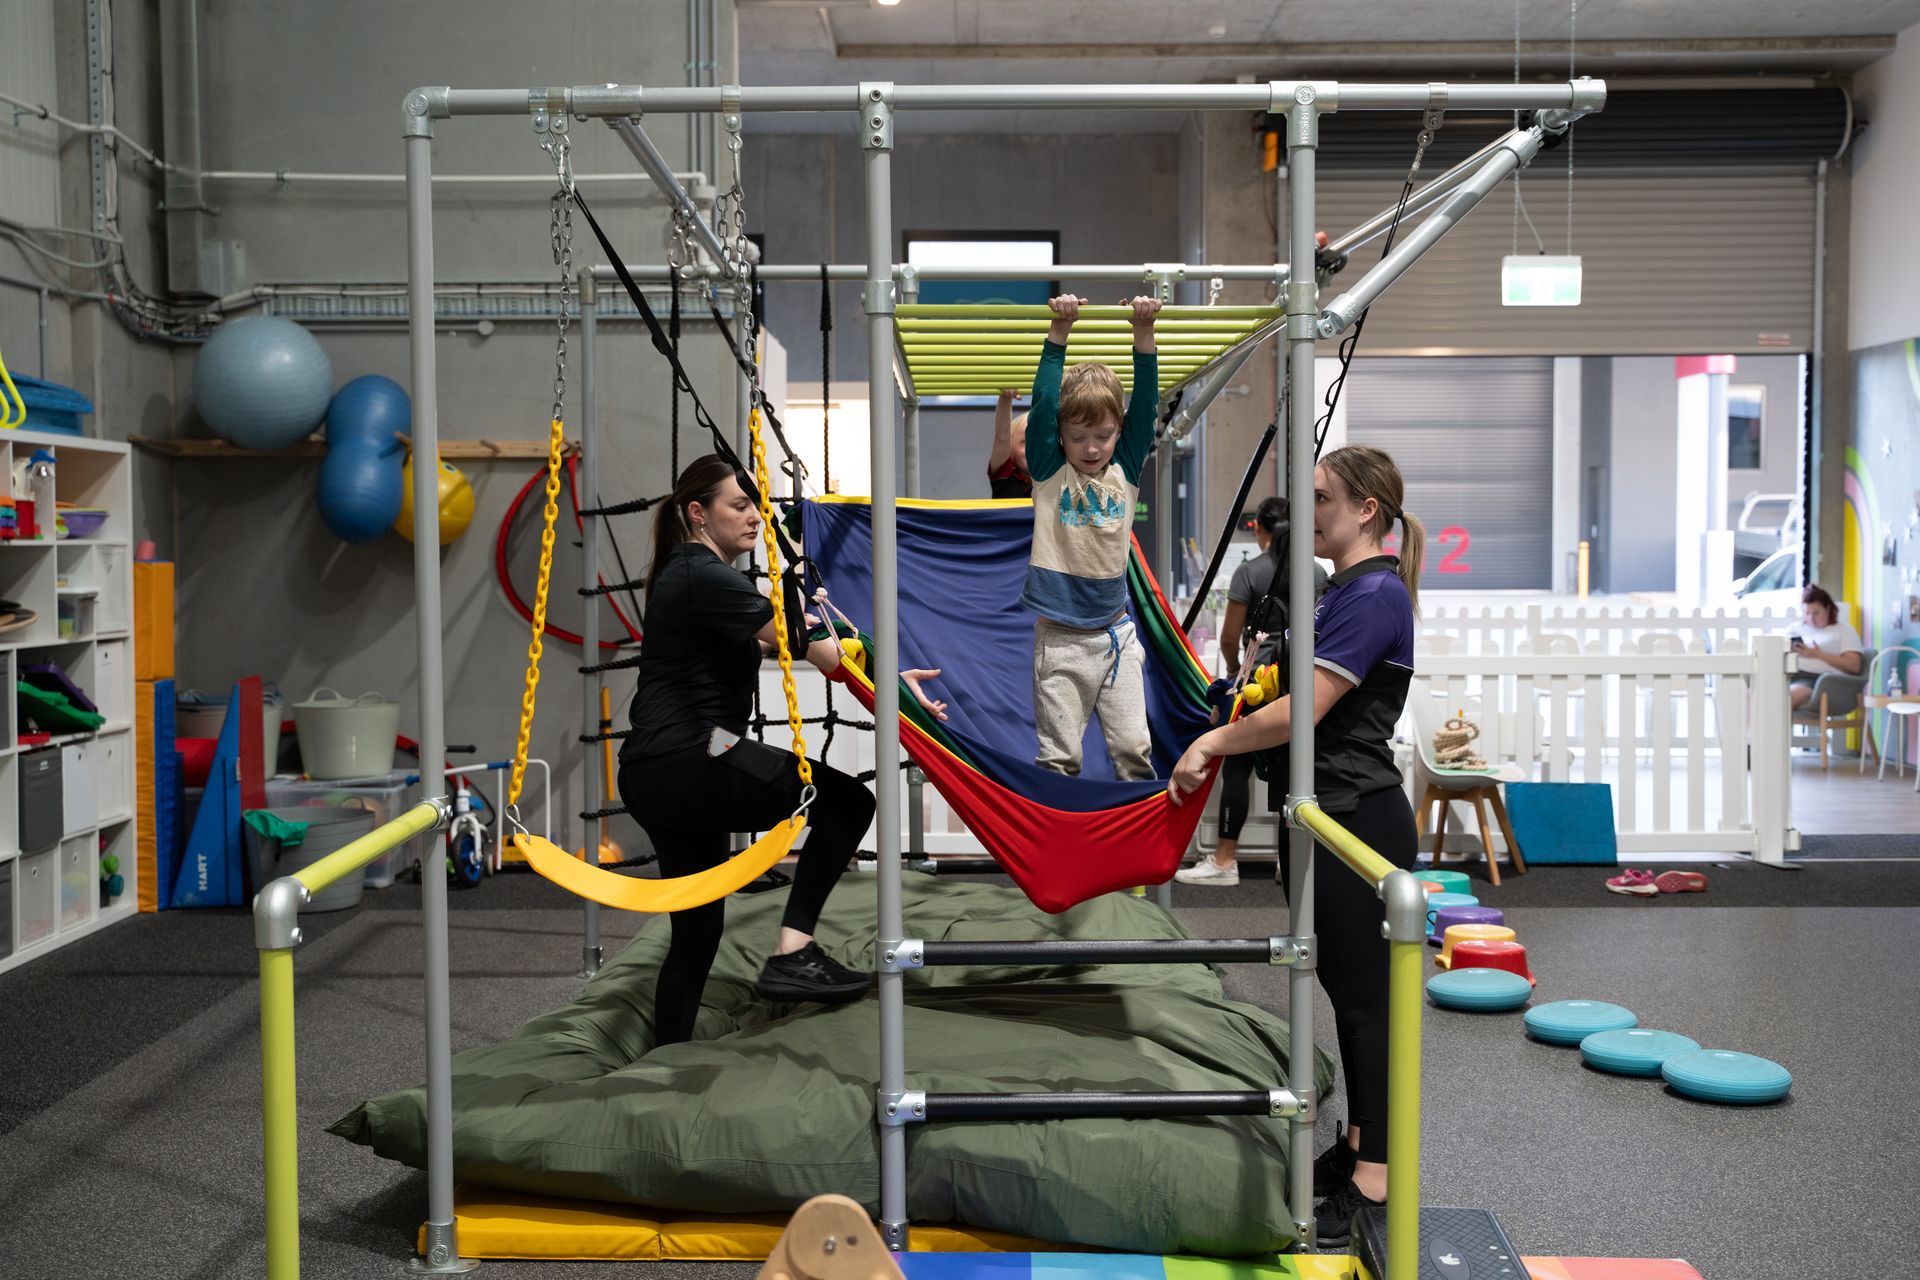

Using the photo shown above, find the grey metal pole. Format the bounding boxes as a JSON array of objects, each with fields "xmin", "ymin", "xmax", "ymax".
[
  {"xmin": 903, "ymin": 397, "xmax": 921, "ymax": 498},
  {"xmin": 401, "ymin": 115, "xmax": 476, "ymax": 1276},
  {"xmin": 578, "ymin": 271, "xmax": 605, "ymax": 980},
  {"xmin": 902, "ymin": 394, "xmax": 927, "ymax": 871},
  {"xmin": 610, "ymin": 117, "xmax": 731, "ymax": 269},
  {"xmin": 1282, "ymin": 90, "xmax": 1322, "ymax": 1254},
  {"xmin": 861, "ymin": 83, "xmax": 910, "ymax": 1252}
]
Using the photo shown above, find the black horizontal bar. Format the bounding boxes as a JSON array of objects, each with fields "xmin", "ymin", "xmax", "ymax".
[
  {"xmin": 924, "ymin": 1091, "xmax": 1272, "ymax": 1121},
  {"xmin": 920, "ymin": 938, "xmax": 1273, "ymax": 966}
]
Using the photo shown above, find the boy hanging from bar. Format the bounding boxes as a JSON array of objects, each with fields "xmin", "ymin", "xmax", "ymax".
[{"xmin": 1021, "ymin": 292, "xmax": 1162, "ymax": 780}]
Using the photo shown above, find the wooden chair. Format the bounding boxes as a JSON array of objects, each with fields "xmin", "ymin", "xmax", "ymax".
[{"xmin": 1409, "ymin": 694, "xmax": 1529, "ymax": 887}]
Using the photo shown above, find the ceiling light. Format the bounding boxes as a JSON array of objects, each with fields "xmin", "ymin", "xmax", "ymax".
[
  {"xmin": 874, "ymin": 0, "xmax": 902, "ymax": 6},
  {"xmin": 1501, "ymin": 255, "xmax": 1583, "ymax": 307},
  {"xmin": 1207, "ymin": 22, "xmax": 1227, "ymax": 37}
]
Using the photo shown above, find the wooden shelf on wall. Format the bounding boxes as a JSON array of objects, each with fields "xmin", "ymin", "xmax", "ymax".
[{"xmin": 129, "ymin": 436, "xmax": 576, "ymax": 460}]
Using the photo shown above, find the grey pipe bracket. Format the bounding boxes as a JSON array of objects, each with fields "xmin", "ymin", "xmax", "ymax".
[
  {"xmin": 878, "ymin": 1090, "xmax": 927, "ymax": 1127},
  {"xmin": 529, "ymin": 88, "xmax": 569, "ymax": 136},
  {"xmin": 1280, "ymin": 795, "xmax": 1319, "ymax": 829},
  {"xmin": 860, "ymin": 82, "xmax": 895, "ymax": 151},
  {"xmin": 1291, "ymin": 1086, "xmax": 1318, "ymax": 1122},
  {"xmin": 1270, "ymin": 934, "xmax": 1313, "ymax": 970},
  {"xmin": 1378, "ymin": 868, "xmax": 1430, "ymax": 944},
  {"xmin": 572, "ymin": 83, "xmax": 641, "ymax": 121},
  {"xmin": 897, "ymin": 264, "xmax": 921, "ymax": 302},
  {"xmin": 254, "ymin": 877, "xmax": 311, "ymax": 951},
  {"xmin": 879, "ymin": 939, "xmax": 925, "ymax": 972},
  {"xmin": 401, "ymin": 87, "xmax": 450, "ymax": 138},
  {"xmin": 865, "ymin": 279, "xmax": 896, "ymax": 316},
  {"xmin": 1268, "ymin": 1088, "xmax": 1309, "ymax": 1118}
]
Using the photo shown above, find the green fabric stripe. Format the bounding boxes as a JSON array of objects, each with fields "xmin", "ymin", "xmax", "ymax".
[{"xmin": 1128, "ymin": 549, "xmax": 1211, "ymax": 707}]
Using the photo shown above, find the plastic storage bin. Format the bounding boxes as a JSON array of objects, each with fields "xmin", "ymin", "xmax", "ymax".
[
  {"xmin": 0, "ymin": 860, "xmax": 13, "ymax": 961},
  {"xmin": 264, "ymin": 771, "xmax": 421, "ymax": 888},
  {"xmin": 18, "ymin": 849, "xmax": 55, "ymax": 949},
  {"xmin": 19, "ymin": 749, "xmax": 63, "ymax": 853},
  {"xmin": 243, "ymin": 806, "xmax": 375, "ymax": 912},
  {"xmin": 59, "ymin": 835, "xmax": 93, "ymax": 931}
]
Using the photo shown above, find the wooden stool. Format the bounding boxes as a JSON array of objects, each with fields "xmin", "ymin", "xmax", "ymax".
[
  {"xmin": 757, "ymin": 1194, "xmax": 906, "ymax": 1280},
  {"xmin": 1419, "ymin": 781, "xmax": 1528, "ymax": 887}
]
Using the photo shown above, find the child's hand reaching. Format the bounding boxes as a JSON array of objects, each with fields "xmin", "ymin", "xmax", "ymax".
[
  {"xmin": 1127, "ymin": 294, "xmax": 1162, "ymax": 353},
  {"xmin": 1047, "ymin": 294, "xmax": 1086, "ymax": 344},
  {"xmin": 903, "ymin": 668, "xmax": 949, "ymax": 722}
]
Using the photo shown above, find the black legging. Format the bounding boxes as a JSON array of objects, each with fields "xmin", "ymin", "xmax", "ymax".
[
  {"xmin": 1217, "ymin": 752, "xmax": 1255, "ymax": 842},
  {"xmin": 618, "ymin": 749, "xmax": 875, "ymax": 1047},
  {"xmin": 1275, "ymin": 785, "xmax": 1418, "ymax": 1165}
]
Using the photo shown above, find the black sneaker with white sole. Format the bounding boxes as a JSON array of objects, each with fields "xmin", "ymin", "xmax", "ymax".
[
  {"xmin": 1311, "ymin": 1178, "xmax": 1384, "ymax": 1251},
  {"xmin": 754, "ymin": 942, "xmax": 872, "ymax": 1003}
]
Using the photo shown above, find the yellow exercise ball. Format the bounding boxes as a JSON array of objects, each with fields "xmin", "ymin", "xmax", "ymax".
[{"xmin": 394, "ymin": 455, "xmax": 475, "ymax": 544}]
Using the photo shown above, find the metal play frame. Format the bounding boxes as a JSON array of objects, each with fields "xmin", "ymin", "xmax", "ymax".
[{"xmin": 248, "ymin": 76, "xmax": 1603, "ymax": 1280}]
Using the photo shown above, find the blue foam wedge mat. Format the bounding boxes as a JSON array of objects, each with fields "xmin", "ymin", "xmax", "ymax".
[
  {"xmin": 1661, "ymin": 1048, "xmax": 1792, "ymax": 1104},
  {"xmin": 1427, "ymin": 967, "xmax": 1533, "ymax": 1012},
  {"xmin": 1580, "ymin": 1028, "xmax": 1700, "ymax": 1076},
  {"xmin": 1524, "ymin": 999, "xmax": 1637, "ymax": 1045}
]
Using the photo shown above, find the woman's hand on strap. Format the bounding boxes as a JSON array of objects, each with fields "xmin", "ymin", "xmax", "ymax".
[
  {"xmin": 903, "ymin": 668, "xmax": 949, "ymax": 721},
  {"xmin": 1166, "ymin": 733, "xmax": 1218, "ymax": 806}
]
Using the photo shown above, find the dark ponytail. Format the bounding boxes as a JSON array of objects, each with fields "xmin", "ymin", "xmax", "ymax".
[{"xmin": 647, "ymin": 454, "xmax": 741, "ymax": 591}]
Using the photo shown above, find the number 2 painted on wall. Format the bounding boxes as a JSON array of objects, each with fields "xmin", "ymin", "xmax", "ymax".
[{"xmin": 1383, "ymin": 525, "xmax": 1471, "ymax": 573}]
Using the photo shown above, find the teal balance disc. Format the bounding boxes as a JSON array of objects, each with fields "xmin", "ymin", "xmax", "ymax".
[
  {"xmin": 1661, "ymin": 1049, "xmax": 1792, "ymax": 1104},
  {"xmin": 1524, "ymin": 999, "xmax": 1637, "ymax": 1045},
  {"xmin": 1427, "ymin": 967, "xmax": 1533, "ymax": 1012},
  {"xmin": 1580, "ymin": 1028, "xmax": 1700, "ymax": 1076},
  {"xmin": 1421, "ymin": 869, "xmax": 1473, "ymax": 898}
]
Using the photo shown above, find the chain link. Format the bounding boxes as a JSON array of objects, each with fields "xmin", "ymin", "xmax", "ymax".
[{"xmin": 748, "ymin": 402, "xmax": 813, "ymax": 806}]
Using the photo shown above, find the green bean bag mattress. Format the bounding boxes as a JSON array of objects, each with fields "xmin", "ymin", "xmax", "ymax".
[{"xmin": 330, "ymin": 876, "xmax": 1333, "ymax": 1256}]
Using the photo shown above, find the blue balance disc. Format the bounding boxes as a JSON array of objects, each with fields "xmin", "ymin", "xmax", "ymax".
[
  {"xmin": 1427, "ymin": 967, "xmax": 1533, "ymax": 1012},
  {"xmin": 1524, "ymin": 999, "xmax": 1637, "ymax": 1045},
  {"xmin": 1424, "ymin": 892, "xmax": 1479, "ymax": 937},
  {"xmin": 1661, "ymin": 1049, "xmax": 1793, "ymax": 1104},
  {"xmin": 1420, "ymin": 869, "xmax": 1473, "ymax": 898},
  {"xmin": 1580, "ymin": 1028, "xmax": 1700, "ymax": 1076}
]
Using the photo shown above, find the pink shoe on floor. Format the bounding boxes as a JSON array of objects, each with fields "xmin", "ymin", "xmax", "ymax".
[
  {"xmin": 1654, "ymin": 870, "xmax": 1709, "ymax": 893},
  {"xmin": 1605, "ymin": 868, "xmax": 1659, "ymax": 897}
]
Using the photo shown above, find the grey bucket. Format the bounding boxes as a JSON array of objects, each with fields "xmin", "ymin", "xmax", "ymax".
[{"xmin": 245, "ymin": 806, "xmax": 377, "ymax": 912}]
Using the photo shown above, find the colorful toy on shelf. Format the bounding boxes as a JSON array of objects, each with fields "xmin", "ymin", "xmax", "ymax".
[
  {"xmin": 17, "ymin": 680, "xmax": 105, "ymax": 734},
  {"xmin": 394, "ymin": 453, "xmax": 475, "ymax": 544}
]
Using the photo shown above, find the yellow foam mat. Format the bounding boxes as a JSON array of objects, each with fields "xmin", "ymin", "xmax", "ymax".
[{"xmin": 420, "ymin": 1189, "xmax": 1053, "ymax": 1260}]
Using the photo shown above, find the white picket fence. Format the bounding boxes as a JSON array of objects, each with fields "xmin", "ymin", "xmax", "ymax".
[{"xmin": 1421, "ymin": 603, "xmax": 1798, "ymax": 657}]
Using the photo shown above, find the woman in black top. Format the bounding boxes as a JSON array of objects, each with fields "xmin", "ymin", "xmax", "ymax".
[
  {"xmin": 619, "ymin": 454, "xmax": 948, "ymax": 1047},
  {"xmin": 1167, "ymin": 445, "xmax": 1422, "ymax": 1248}
]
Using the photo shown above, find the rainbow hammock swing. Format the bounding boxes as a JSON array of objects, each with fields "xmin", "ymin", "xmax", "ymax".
[{"xmin": 803, "ymin": 495, "xmax": 1220, "ymax": 914}]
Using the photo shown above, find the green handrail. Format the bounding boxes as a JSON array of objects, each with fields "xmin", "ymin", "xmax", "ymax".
[
  {"xmin": 895, "ymin": 303, "xmax": 1283, "ymax": 321},
  {"xmin": 259, "ymin": 800, "xmax": 447, "ymax": 1280}
]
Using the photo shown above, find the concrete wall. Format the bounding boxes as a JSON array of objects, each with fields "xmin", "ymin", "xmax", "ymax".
[
  {"xmin": 162, "ymin": 1, "xmax": 742, "ymax": 848},
  {"xmin": 1851, "ymin": 22, "xmax": 1920, "ymax": 353}
]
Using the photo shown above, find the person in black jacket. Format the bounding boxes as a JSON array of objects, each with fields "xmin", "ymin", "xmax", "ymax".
[{"xmin": 619, "ymin": 454, "xmax": 947, "ymax": 1047}]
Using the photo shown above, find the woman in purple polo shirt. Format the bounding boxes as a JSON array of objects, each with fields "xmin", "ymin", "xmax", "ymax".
[{"xmin": 1167, "ymin": 444, "xmax": 1421, "ymax": 1247}]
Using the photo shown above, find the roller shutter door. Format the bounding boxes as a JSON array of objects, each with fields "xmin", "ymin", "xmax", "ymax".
[{"xmin": 1344, "ymin": 357, "xmax": 1554, "ymax": 590}]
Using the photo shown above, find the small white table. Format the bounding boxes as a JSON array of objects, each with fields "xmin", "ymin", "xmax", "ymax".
[{"xmin": 1864, "ymin": 694, "xmax": 1920, "ymax": 792}]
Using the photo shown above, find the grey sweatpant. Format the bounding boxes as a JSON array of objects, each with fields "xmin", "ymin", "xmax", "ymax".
[{"xmin": 1033, "ymin": 616, "xmax": 1155, "ymax": 780}]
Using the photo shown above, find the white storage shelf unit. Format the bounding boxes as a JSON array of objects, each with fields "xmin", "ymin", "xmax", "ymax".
[{"xmin": 0, "ymin": 429, "xmax": 137, "ymax": 976}]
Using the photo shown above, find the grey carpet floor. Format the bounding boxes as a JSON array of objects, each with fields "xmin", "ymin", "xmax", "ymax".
[
  {"xmin": 1794, "ymin": 832, "xmax": 1920, "ymax": 859},
  {"xmin": 3, "ymin": 872, "xmax": 1918, "ymax": 1277}
]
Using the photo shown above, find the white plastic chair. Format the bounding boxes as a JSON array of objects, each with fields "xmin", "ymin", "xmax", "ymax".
[{"xmin": 1407, "ymin": 692, "xmax": 1528, "ymax": 886}]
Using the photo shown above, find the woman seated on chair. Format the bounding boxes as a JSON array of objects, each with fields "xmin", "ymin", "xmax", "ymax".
[
  {"xmin": 1790, "ymin": 583, "xmax": 1865, "ymax": 710},
  {"xmin": 620, "ymin": 454, "xmax": 949, "ymax": 1047}
]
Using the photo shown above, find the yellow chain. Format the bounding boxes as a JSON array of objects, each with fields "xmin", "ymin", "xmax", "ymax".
[
  {"xmin": 748, "ymin": 406, "xmax": 812, "ymax": 789},
  {"xmin": 509, "ymin": 416, "xmax": 567, "ymax": 808}
]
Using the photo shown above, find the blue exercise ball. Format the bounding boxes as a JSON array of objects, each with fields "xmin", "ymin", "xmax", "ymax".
[
  {"xmin": 192, "ymin": 316, "xmax": 333, "ymax": 450},
  {"xmin": 316, "ymin": 439, "xmax": 405, "ymax": 544},
  {"xmin": 326, "ymin": 374, "xmax": 412, "ymax": 447}
]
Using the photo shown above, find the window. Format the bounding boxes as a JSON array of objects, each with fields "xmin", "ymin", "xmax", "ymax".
[
  {"xmin": 903, "ymin": 232, "xmax": 1058, "ymax": 306},
  {"xmin": 1728, "ymin": 385, "xmax": 1764, "ymax": 470}
]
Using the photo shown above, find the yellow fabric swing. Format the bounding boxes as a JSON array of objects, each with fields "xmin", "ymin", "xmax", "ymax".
[{"xmin": 505, "ymin": 404, "xmax": 814, "ymax": 914}]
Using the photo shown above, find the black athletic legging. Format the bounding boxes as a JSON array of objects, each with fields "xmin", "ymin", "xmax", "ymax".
[
  {"xmin": 618, "ymin": 749, "xmax": 875, "ymax": 1047},
  {"xmin": 1275, "ymin": 785, "xmax": 1418, "ymax": 1165},
  {"xmin": 1216, "ymin": 752, "xmax": 1256, "ymax": 842}
]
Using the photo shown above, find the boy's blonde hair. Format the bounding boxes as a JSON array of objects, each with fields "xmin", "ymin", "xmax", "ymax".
[{"xmin": 1059, "ymin": 363, "xmax": 1124, "ymax": 431}]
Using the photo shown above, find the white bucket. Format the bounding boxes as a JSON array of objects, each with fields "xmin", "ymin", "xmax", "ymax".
[{"xmin": 293, "ymin": 688, "xmax": 400, "ymax": 780}]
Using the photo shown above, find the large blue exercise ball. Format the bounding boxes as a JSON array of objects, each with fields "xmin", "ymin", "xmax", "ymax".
[
  {"xmin": 326, "ymin": 375, "xmax": 412, "ymax": 448},
  {"xmin": 316, "ymin": 438, "xmax": 406, "ymax": 544},
  {"xmin": 192, "ymin": 316, "xmax": 333, "ymax": 450}
]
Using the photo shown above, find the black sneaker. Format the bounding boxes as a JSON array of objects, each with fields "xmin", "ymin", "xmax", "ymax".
[
  {"xmin": 1311, "ymin": 1178, "xmax": 1384, "ymax": 1251},
  {"xmin": 754, "ymin": 942, "xmax": 872, "ymax": 1003},
  {"xmin": 1311, "ymin": 1129, "xmax": 1358, "ymax": 1197}
]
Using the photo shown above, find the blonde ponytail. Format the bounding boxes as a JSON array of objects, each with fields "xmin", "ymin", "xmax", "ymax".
[{"xmin": 1319, "ymin": 443, "xmax": 1421, "ymax": 616}]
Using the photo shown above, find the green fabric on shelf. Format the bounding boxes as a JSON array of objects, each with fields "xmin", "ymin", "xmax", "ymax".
[
  {"xmin": 15, "ymin": 680, "xmax": 106, "ymax": 733},
  {"xmin": 243, "ymin": 809, "xmax": 309, "ymax": 850}
]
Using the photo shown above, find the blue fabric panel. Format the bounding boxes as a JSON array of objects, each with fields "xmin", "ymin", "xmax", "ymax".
[
  {"xmin": 802, "ymin": 500, "xmax": 1209, "ymax": 811},
  {"xmin": 1504, "ymin": 781, "xmax": 1619, "ymax": 865}
]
